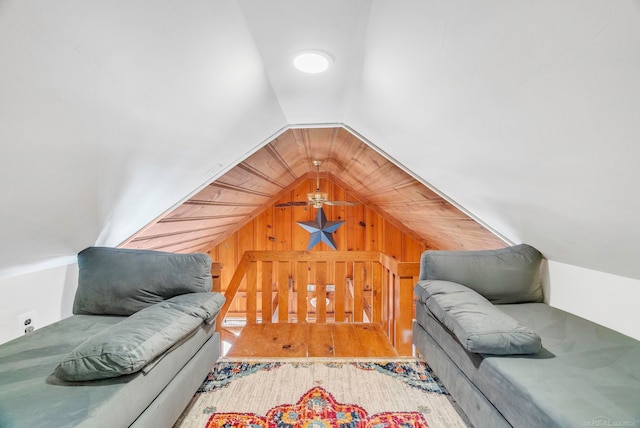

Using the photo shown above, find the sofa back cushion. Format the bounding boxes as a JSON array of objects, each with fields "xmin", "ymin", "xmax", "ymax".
[
  {"xmin": 73, "ymin": 247, "xmax": 213, "ymax": 315},
  {"xmin": 419, "ymin": 244, "xmax": 543, "ymax": 304}
]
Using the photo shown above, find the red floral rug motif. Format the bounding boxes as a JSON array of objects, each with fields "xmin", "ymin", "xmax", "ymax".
[{"xmin": 206, "ymin": 386, "xmax": 428, "ymax": 427}]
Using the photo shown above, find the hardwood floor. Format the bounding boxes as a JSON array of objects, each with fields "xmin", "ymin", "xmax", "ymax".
[{"xmin": 225, "ymin": 323, "xmax": 399, "ymax": 358}]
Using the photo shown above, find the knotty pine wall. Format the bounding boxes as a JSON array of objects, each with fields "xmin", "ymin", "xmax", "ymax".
[{"xmin": 204, "ymin": 178, "xmax": 427, "ymax": 305}]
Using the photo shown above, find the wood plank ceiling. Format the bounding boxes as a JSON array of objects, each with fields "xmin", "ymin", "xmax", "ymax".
[{"xmin": 121, "ymin": 127, "xmax": 506, "ymax": 253}]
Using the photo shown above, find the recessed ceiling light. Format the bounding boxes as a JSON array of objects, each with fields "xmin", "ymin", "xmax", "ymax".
[{"xmin": 293, "ymin": 51, "xmax": 332, "ymax": 74}]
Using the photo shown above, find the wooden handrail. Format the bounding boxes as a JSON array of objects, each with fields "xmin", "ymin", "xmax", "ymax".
[{"xmin": 243, "ymin": 250, "xmax": 381, "ymax": 262}]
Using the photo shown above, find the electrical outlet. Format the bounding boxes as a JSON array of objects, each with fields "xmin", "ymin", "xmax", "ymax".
[{"xmin": 18, "ymin": 311, "xmax": 36, "ymax": 335}]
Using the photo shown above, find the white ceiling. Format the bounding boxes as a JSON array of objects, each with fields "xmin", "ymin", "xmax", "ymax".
[{"xmin": 1, "ymin": 0, "xmax": 639, "ymax": 280}]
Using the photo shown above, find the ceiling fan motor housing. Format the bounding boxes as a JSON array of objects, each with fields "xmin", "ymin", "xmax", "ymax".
[
  {"xmin": 308, "ymin": 191, "xmax": 328, "ymax": 208},
  {"xmin": 274, "ymin": 160, "xmax": 358, "ymax": 208}
]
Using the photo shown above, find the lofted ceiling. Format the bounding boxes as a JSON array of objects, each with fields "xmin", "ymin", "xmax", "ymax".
[
  {"xmin": 122, "ymin": 127, "xmax": 505, "ymax": 253},
  {"xmin": 1, "ymin": 0, "xmax": 639, "ymax": 282}
]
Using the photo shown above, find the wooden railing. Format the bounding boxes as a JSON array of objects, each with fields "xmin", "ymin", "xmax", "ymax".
[{"xmin": 216, "ymin": 251, "xmax": 419, "ymax": 356}]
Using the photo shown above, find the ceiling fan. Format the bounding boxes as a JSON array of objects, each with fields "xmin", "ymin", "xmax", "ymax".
[{"xmin": 276, "ymin": 160, "xmax": 359, "ymax": 209}]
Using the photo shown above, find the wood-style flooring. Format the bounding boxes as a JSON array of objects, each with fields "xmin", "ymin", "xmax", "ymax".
[{"xmin": 226, "ymin": 323, "xmax": 399, "ymax": 358}]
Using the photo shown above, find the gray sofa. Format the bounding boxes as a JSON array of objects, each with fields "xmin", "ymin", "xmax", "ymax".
[
  {"xmin": 0, "ymin": 247, "xmax": 226, "ymax": 427},
  {"xmin": 413, "ymin": 244, "xmax": 640, "ymax": 428}
]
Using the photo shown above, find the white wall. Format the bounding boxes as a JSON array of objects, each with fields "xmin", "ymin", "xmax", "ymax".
[
  {"xmin": 0, "ymin": 0, "xmax": 286, "ymax": 277},
  {"xmin": 0, "ymin": 263, "xmax": 78, "ymax": 344},
  {"xmin": 546, "ymin": 260, "xmax": 640, "ymax": 341},
  {"xmin": 347, "ymin": 0, "xmax": 640, "ymax": 281}
]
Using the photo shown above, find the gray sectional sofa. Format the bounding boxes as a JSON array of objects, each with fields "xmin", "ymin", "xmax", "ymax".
[
  {"xmin": 0, "ymin": 247, "xmax": 226, "ymax": 427},
  {"xmin": 413, "ymin": 244, "xmax": 640, "ymax": 428}
]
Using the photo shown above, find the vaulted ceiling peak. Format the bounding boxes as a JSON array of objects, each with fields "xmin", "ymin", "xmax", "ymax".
[{"xmin": 122, "ymin": 127, "xmax": 505, "ymax": 253}]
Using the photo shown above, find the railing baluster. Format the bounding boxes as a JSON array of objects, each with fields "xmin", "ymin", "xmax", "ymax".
[
  {"xmin": 278, "ymin": 261, "xmax": 289, "ymax": 323},
  {"xmin": 296, "ymin": 261, "xmax": 308, "ymax": 323},
  {"xmin": 384, "ymin": 269, "xmax": 394, "ymax": 343},
  {"xmin": 372, "ymin": 262, "xmax": 383, "ymax": 323},
  {"xmin": 261, "ymin": 261, "xmax": 273, "ymax": 323},
  {"xmin": 316, "ymin": 261, "xmax": 327, "ymax": 323},
  {"xmin": 353, "ymin": 261, "xmax": 364, "ymax": 322},
  {"xmin": 328, "ymin": 260, "xmax": 335, "ymax": 320},
  {"xmin": 334, "ymin": 261, "xmax": 346, "ymax": 322},
  {"xmin": 246, "ymin": 260, "xmax": 257, "ymax": 324},
  {"xmin": 364, "ymin": 260, "xmax": 373, "ymax": 322}
]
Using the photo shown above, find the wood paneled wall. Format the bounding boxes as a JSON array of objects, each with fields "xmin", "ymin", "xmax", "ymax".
[{"xmin": 205, "ymin": 177, "xmax": 427, "ymax": 296}]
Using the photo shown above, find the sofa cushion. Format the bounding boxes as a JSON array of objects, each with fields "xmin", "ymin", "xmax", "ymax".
[
  {"xmin": 414, "ymin": 302, "xmax": 640, "ymax": 427},
  {"xmin": 73, "ymin": 247, "xmax": 213, "ymax": 315},
  {"xmin": 419, "ymin": 244, "xmax": 544, "ymax": 304},
  {"xmin": 416, "ymin": 280, "xmax": 542, "ymax": 355},
  {"xmin": 56, "ymin": 292, "xmax": 224, "ymax": 381},
  {"xmin": 159, "ymin": 291, "xmax": 226, "ymax": 324}
]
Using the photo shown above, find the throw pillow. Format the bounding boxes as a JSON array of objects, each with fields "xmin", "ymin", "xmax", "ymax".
[
  {"xmin": 56, "ymin": 292, "xmax": 224, "ymax": 381},
  {"xmin": 416, "ymin": 280, "xmax": 542, "ymax": 355}
]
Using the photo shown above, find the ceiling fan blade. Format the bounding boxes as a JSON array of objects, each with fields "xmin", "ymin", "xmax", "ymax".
[
  {"xmin": 323, "ymin": 200, "xmax": 359, "ymax": 206},
  {"xmin": 275, "ymin": 201, "xmax": 311, "ymax": 208}
]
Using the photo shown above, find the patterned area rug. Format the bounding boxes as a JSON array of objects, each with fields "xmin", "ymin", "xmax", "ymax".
[{"xmin": 174, "ymin": 359, "xmax": 468, "ymax": 428}]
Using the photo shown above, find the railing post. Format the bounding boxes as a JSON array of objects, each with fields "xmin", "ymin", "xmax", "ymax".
[
  {"xmin": 393, "ymin": 262, "xmax": 420, "ymax": 356},
  {"xmin": 394, "ymin": 274, "xmax": 414, "ymax": 356},
  {"xmin": 211, "ymin": 262, "xmax": 222, "ymax": 293}
]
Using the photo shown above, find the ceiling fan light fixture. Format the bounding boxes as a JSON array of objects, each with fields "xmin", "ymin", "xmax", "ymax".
[
  {"xmin": 308, "ymin": 191, "xmax": 328, "ymax": 208},
  {"xmin": 276, "ymin": 159, "xmax": 359, "ymax": 209},
  {"xmin": 293, "ymin": 51, "xmax": 332, "ymax": 74}
]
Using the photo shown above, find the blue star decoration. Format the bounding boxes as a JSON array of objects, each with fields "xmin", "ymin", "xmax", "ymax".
[{"xmin": 297, "ymin": 207, "xmax": 345, "ymax": 250}]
